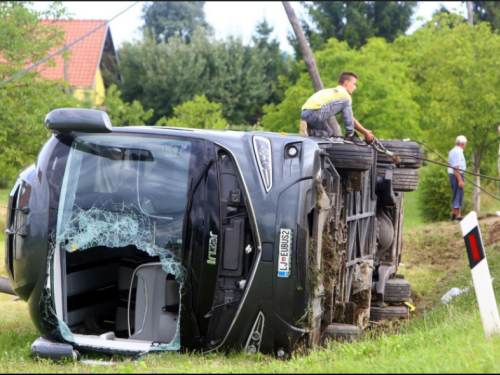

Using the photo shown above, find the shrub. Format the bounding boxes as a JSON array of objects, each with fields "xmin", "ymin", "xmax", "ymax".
[
  {"xmin": 156, "ymin": 95, "xmax": 228, "ymax": 129},
  {"xmin": 418, "ymin": 162, "xmax": 472, "ymax": 222}
]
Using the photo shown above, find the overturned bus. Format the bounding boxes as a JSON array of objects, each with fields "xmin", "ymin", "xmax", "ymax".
[{"xmin": 3, "ymin": 108, "xmax": 422, "ymax": 359}]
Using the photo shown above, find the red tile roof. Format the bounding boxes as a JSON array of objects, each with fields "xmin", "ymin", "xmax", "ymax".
[{"xmin": 37, "ymin": 20, "xmax": 109, "ymax": 88}]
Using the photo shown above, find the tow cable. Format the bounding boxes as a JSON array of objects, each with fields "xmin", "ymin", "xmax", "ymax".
[
  {"xmin": 371, "ymin": 138, "xmax": 500, "ymax": 204},
  {"xmin": 371, "ymin": 138, "xmax": 401, "ymax": 165}
]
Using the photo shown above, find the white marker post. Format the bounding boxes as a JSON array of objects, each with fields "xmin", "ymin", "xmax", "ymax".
[{"xmin": 460, "ymin": 211, "xmax": 500, "ymax": 338}]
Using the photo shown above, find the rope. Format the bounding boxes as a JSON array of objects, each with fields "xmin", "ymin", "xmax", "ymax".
[
  {"xmin": 0, "ymin": 1, "xmax": 140, "ymax": 88},
  {"xmin": 410, "ymin": 139, "xmax": 500, "ymax": 203},
  {"xmin": 373, "ymin": 139, "xmax": 500, "ymax": 203},
  {"xmin": 412, "ymin": 155, "xmax": 500, "ymax": 181}
]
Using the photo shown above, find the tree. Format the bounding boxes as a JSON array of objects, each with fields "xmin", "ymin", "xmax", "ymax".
[
  {"xmin": 282, "ymin": 1, "xmax": 341, "ymax": 136},
  {"xmin": 299, "ymin": 1, "xmax": 417, "ymax": 49},
  {"xmin": 0, "ymin": 1, "xmax": 79, "ymax": 170},
  {"xmin": 117, "ymin": 30, "xmax": 269, "ymax": 125},
  {"xmin": 251, "ymin": 19, "xmax": 289, "ymax": 108},
  {"xmin": 142, "ymin": 1, "xmax": 211, "ymax": 43},
  {"xmin": 472, "ymin": 1, "xmax": 500, "ymax": 31},
  {"xmin": 261, "ymin": 37, "xmax": 422, "ymax": 140},
  {"xmin": 101, "ymin": 84, "xmax": 153, "ymax": 126},
  {"xmin": 395, "ymin": 13, "xmax": 500, "ymax": 213},
  {"xmin": 156, "ymin": 94, "xmax": 227, "ymax": 129}
]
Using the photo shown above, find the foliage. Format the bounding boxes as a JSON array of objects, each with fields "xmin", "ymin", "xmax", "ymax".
[
  {"xmin": 291, "ymin": 1, "xmax": 417, "ymax": 51},
  {"xmin": 261, "ymin": 37, "xmax": 422, "ymax": 140},
  {"xmin": 418, "ymin": 163, "xmax": 453, "ymax": 222},
  {"xmin": 141, "ymin": 1, "xmax": 211, "ymax": 43},
  {"xmin": 472, "ymin": 1, "xmax": 500, "ymax": 31},
  {"xmin": 417, "ymin": 162, "xmax": 473, "ymax": 222},
  {"xmin": 0, "ymin": 1, "xmax": 79, "ymax": 170},
  {"xmin": 117, "ymin": 30, "xmax": 270, "ymax": 125},
  {"xmin": 101, "ymin": 84, "xmax": 153, "ymax": 126},
  {"xmin": 251, "ymin": 19, "xmax": 290, "ymax": 109},
  {"xmin": 0, "ymin": 161, "xmax": 18, "ymax": 189},
  {"xmin": 156, "ymin": 94, "xmax": 227, "ymax": 129},
  {"xmin": 394, "ymin": 12, "xmax": 500, "ymax": 211}
]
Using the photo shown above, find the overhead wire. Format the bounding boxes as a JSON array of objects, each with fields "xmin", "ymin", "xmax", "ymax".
[
  {"xmin": 0, "ymin": 1, "xmax": 140, "ymax": 88},
  {"xmin": 409, "ymin": 139, "xmax": 500, "ymax": 203}
]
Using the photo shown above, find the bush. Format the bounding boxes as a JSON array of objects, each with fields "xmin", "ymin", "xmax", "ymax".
[
  {"xmin": 418, "ymin": 162, "xmax": 472, "ymax": 222},
  {"xmin": 101, "ymin": 85, "xmax": 154, "ymax": 126},
  {"xmin": 0, "ymin": 161, "xmax": 17, "ymax": 189},
  {"xmin": 156, "ymin": 95, "xmax": 228, "ymax": 129}
]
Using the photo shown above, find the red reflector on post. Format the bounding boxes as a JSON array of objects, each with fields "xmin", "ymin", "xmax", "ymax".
[{"xmin": 469, "ymin": 234, "xmax": 480, "ymax": 261}]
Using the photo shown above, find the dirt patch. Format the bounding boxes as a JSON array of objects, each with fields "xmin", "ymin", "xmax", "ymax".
[
  {"xmin": 365, "ymin": 318, "xmax": 408, "ymax": 339},
  {"xmin": 408, "ymin": 290, "xmax": 425, "ymax": 317},
  {"xmin": 346, "ymin": 171, "xmax": 363, "ymax": 192},
  {"xmin": 484, "ymin": 218, "xmax": 500, "ymax": 247},
  {"xmin": 402, "ymin": 215, "xmax": 500, "ymax": 310}
]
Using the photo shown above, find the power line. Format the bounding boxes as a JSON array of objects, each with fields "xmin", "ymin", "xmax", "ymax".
[{"xmin": 0, "ymin": 1, "xmax": 140, "ymax": 88}]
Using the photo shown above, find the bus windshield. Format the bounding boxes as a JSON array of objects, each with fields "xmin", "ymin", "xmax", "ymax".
[{"xmin": 56, "ymin": 134, "xmax": 200, "ymax": 257}]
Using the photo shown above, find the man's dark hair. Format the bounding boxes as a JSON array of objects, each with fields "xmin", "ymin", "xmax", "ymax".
[{"xmin": 338, "ymin": 72, "xmax": 358, "ymax": 85}]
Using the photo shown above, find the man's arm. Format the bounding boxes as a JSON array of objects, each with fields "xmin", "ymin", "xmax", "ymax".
[
  {"xmin": 453, "ymin": 167, "xmax": 464, "ymax": 189},
  {"xmin": 353, "ymin": 118, "xmax": 374, "ymax": 143}
]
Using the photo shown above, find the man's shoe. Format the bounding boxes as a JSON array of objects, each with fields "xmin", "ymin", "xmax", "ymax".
[
  {"xmin": 299, "ymin": 121, "xmax": 308, "ymax": 137},
  {"xmin": 344, "ymin": 132, "xmax": 365, "ymax": 145},
  {"xmin": 451, "ymin": 214, "xmax": 456, "ymax": 221},
  {"xmin": 456, "ymin": 217, "xmax": 463, "ymax": 222}
]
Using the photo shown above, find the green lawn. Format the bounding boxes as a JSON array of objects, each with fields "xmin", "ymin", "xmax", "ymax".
[
  {"xmin": 403, "ymin": 189, "xmax": 423, "ymax": 228},
  {"xmin": 402, "ymin": 177, "xmax": 500, "ymax": 229}
]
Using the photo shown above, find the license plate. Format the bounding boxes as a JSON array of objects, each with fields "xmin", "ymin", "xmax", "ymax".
[{"xmin": 277, "ymin": 228, "xmax": 292, "ymax": 278}]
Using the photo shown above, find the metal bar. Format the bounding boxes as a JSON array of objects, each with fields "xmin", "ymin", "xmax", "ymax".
[
  {"xmin": 347, "ymin": 212, "xmax": 376, "ymax": 222},
  {"xmin": 346, "ymin": 255, "xmax": 374, "ymax": 268}
]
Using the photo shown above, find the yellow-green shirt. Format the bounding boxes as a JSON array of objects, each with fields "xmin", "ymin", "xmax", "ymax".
[{"xmin": 301, "ymin": 86, "xmax": 352, "ymax": 111}]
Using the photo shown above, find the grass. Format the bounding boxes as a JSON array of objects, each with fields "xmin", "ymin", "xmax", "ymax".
[
  {"xmin": 477, "ymin": 179, "xmax": 500, "ymax": 216},
  {"xmin": 3, "ymin": 190, "xmax": 500, "ymax": 372},
  {"xmin": 403, "ymin": 189, "xmax": 423, "ymax": 229},
  {"xmin": 402, "ymin": 174, "xmax": 500, "ymax": 230},
  {"xmin": 1, "ymin": 188, "xmax": 8, "ymax": 278}
]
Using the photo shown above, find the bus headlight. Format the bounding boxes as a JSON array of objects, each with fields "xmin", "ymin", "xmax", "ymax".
[{"xmin": 253, "ymin": 136, "xmax": 273, "ymax": 192}]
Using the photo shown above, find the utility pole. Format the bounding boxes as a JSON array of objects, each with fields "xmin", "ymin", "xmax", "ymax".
[
  {"xmin": 472, "ymin": 153, "xmax": 481, "ymax": 213},
  {"xmin": 467, "ymin": 1, "xmax": 473, "ymax": 25},
  {"xmin": 467, "ymin": 1, "xmax": 480, "ymax": 211},
  {"xmin": 282, "ymin": 1, "xmax": 341, "ymax": 136}
]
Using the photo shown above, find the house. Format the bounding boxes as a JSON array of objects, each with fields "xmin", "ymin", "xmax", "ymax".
[{"xmin": 38, "ymin": 20, "xmax": 121, "ymax": 106}]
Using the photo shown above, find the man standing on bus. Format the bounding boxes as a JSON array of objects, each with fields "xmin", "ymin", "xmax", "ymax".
[{"xmin": 299, "ymin": 71, "xmax": 374, "ymax": 145}]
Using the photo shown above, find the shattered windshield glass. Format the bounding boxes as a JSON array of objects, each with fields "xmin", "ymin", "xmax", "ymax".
[{"xmin": 56, "ymin": 135, "xmax": 193, "ymax": 255}]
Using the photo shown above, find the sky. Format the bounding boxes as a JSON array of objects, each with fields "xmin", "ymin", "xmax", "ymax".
[{"xmin": 31, "ymin": 1, "xmax": 469, "ymax": 54}]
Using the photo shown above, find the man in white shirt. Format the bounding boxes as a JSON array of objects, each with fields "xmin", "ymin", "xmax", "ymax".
[{"xmin": 448, "ymin": 135, "xmax": 467, "ymax": 221}]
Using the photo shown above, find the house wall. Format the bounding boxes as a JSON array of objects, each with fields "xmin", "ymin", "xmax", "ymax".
[{"xmin": 71, "ymin": 68, "xmax": 105, "ymax": 106}]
